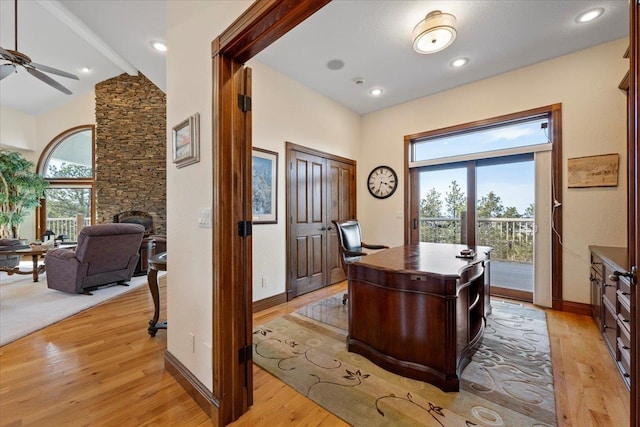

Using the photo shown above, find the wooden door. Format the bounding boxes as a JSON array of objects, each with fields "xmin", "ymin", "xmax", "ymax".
[
  {"xmin": 289, "ymin": 149, "xmax": 328, "ymax": 297},
  {"xmin": 287, "ymin": 143, "xmax": 356, "ymax": 299},
  {"xmin": 327, "ymin": 159, "xmax": 356, "ymax": 283}
]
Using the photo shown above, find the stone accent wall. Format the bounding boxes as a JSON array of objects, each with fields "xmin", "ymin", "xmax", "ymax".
[{"xmin": 95, "ymin": 73, "xmax": 166, "ymax": 235}]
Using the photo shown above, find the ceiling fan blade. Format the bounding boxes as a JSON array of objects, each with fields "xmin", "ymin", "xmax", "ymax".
[
  {"xmin": 25, "ymin": 67, "xmax": 73, "ymax": 95},
  {"xmin": 0, "ymin": 63, "xmax": 16, "ymax": 80},
  {"xmin": 30, "ymin": 62, "xmax": 79, "ymax": 80},
  {"xmin": 0, "ymin": 46, "xmax": 16, "ymax": 61}
]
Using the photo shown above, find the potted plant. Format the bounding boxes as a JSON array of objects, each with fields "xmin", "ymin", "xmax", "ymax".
[{"xmin": 0, "ymin": 149, "xmax": 49, "ymax": 239}]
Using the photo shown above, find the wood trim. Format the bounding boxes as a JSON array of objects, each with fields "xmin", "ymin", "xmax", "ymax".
[
  {"xmin": 208, "ymin": 2, "xmax": 332, "ymax": 424},
  {"xmin": 252, "ymin": 292, "xmax": 287, "ymax": 313},
  {"xmin": 554, "ymin": 300, "xmax": 592, "ymax": 317},
  {"xmin": 165, "ymin": 351, "xmax": 219, "ymax": 423},
  {"xmin": 217, "ymin": 0, "xmax": 331, "ymax": 63}
]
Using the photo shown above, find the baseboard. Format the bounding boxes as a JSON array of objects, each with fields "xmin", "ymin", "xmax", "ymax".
[
  {"xmin": 554, "ymin": 299, "xmax": 591, "ymax": 316},
  {"xmin": 253, "ymin": 292, "xmax": 287, "ymax": 312},
  {"xmin": 165, "ymin": 351, "xmax": 219, "ymax": 425}
]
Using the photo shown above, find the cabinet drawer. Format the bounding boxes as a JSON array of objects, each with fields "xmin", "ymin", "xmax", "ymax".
[
  {"xmin": 602, "ymin": 303, "xmax": 618, "ymax": 357},
  {"xmin": 602, "ymin": 278, "xmax": 617, "ymax": 307},
  {"xmin": 618, "ymin": 276, "xmax": 631, "ymax": 300},
  {"xmin": 619, "ymin": 339, "xmax": 631, "ymax": 379}
]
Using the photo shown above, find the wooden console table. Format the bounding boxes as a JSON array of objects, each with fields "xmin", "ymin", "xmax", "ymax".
[
  {"xmin": 0, "ymin": 244, "xmax": 75, "ymax": 282},
  {"xmin": 147, "ymin": 251, "xmax": 167, "ymax": 337},
  {"xmin": 348, "ymin": 242, "xmax": 492, "ymax": 392}
]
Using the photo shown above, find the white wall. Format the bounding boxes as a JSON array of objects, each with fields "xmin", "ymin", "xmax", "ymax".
[
  {"xmin": 358, "ymin": 38, "xmax": 629, "ymax": 304},
  {"xmin": 0, "ymin": 91, "xmax": 95, "ymax": 242},
  {"xmin": 249, "ymin": 60, "xmax": 361, "ymax": 301},
  {"xmin": 166, "ymin": 0, "xmax": 252, "ymax": 392}
]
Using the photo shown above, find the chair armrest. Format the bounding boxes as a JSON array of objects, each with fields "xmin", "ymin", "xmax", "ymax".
[
  {"xmin": 344, "ymin": 249, "xmax": 367, "ymax": 257},
  {"xmin": 361, "ymin": 243, "xmax": 389, "ymax": 250},
  {"xmin": 45, "ymin": 248, "xmax": 78, "ymax": 260}
]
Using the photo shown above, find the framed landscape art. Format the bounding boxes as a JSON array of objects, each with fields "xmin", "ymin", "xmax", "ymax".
[
  {"xmin": 567, "ymin": 153, "xmax": 619, "ymax": 188},
  {"xmin": 172, "ymin": 113, "xmax": 200, "ymax": 168},
  {"xmin": 252, "ymin": 147, "xmax": 278, "ymax": 224}
]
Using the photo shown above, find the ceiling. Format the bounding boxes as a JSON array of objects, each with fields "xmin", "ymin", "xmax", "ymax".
[{"xmin": 0, "ymin": 0, "xmax": 629, "ymax": 117}]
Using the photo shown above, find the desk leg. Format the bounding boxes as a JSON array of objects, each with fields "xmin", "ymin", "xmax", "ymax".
[{"xmin": 147, "ymin": 268, "xmax": 160, "ymax": 336}]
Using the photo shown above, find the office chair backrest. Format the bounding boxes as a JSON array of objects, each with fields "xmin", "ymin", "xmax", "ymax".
[{"xmin": 335, "ymin": 220, "xmax": 363, "ymax": 253}]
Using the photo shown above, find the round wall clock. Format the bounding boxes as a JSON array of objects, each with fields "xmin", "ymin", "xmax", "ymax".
[{"xmin": 367, "ymin": 165, "xmax": 398, "ymax": 199}]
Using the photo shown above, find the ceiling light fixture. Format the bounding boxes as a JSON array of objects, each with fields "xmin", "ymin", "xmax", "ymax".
[
  {"xmin": 370, "ymin": 88, "xmax": 383, "ymax": 96},
  {"xmin": 575, "ymin": 8, "xmax": 604, "ymax": 23},
  {"xmin": 81, "ymin": 67, "xmax": 91, "ymax": 73},
  {"xmin": 412, "ymin": 10, "xmax": 457, "ymax": 54},
  {"xmin": 150, "ymin": 41, "xmax": 167, "ymax": 52},
  {"xmin": 450, "ymin": 57, "xmax": 469, "ymax": 68}
]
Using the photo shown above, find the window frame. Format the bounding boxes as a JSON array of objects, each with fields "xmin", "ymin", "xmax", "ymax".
[
  {"xmin": 404, "ymin": 104, "xmax": 564, "ymax": 308},
  {"xmin": 36, "ymin": 125, "xmax": 96, "ymax": 240}
]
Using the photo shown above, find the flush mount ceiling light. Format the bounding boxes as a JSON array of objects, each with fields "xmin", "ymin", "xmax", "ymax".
[
  {"xmin": 575, "ymin": 7, "xmax": 605, "ymax": 23},
  {"xmin": 412, "ymin": 10, "xmax": 457, "ymax": 54},
  {"xmin": 370, "ymin": 88, "xmax": 383, "ymax": 96}
]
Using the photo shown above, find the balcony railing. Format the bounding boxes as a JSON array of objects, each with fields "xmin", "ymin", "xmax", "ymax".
[
  {"xmin": 420, "ymin": 217, "xmax": 534, "ymax": 263},
  {"xmin": 45, "ymin": 217, "xmax": 91, "ymax": 241}
]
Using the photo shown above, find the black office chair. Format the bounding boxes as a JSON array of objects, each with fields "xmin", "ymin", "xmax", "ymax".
[{"xmin": 333, "ymin": 219, "xmax": 388, "ymax": 304}]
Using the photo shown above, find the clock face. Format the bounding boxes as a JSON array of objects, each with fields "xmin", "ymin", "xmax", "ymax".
[{"xmin": 367, "ymin": 166, "xmax": 398, "ymax": 199}]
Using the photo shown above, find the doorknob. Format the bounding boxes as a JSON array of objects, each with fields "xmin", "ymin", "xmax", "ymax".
[
  {"xmin": 327, "ymin": 226, "xmax": 333, "ymax": 231},
  {"xmin": 320, "ymin": 226, "xmax": 327, "ymax": 231}
]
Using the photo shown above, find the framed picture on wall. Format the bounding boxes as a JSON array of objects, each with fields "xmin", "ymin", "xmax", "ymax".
[
  {"xmin": 567, "ymin": 153, "xmax": 619, "ymax": 188},
  {"xmin": 252, "ymin": 147, "xmax": 278, "ymax": 224},
  {"xmin": 172, "ymin": 113, "xmax": 200, "ymax": 168}
]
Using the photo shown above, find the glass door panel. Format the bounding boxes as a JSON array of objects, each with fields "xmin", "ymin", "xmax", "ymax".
[
  {"xmin": 44, "ymin": 187, "xmax": 92, "ymax": 242},
  {"xmin": 418, "ymin": 166, "xmax": 467, "ymax": 244},
  {"xmin": 476, "ymin": 158, "xmax": 534, "ymax": 293}
]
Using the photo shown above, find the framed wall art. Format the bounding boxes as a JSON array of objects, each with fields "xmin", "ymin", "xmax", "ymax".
[
  {"xmin": 172, "ymin": 113, "xmax": 200, "ymax": 168},
  {"xmin": 567, "ymin": 153, "xmax": 619, "ymax": 188},
  {"xmin": 252, "ymin": 147, "xmax": 278, "ymax": 224}
]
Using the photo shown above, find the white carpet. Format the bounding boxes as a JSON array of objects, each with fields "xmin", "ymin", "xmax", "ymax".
[{"xmin": 0, "ymin": 261, "xmax": 158, "ymax": 346}]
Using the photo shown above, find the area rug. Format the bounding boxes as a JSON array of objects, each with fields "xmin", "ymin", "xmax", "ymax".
[
  {"xmin": 0, "ymin": 261, "xmax": 162, "ymax": 346},
  {"xmin": 253, "ymin": 295, "xmax": 557, "ymax": 427}
]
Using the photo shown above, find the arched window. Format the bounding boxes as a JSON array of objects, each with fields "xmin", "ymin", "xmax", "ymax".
[{"xmin": 36, "ymin": 125, "xmax": 95, "ymax": 242}]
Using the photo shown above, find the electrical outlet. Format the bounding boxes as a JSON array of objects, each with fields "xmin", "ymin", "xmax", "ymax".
[{"xmin": 261, "ymin": 277, "xmax": 267, "ymax": 288}]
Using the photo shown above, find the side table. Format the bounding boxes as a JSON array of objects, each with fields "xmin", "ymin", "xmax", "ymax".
[{"xmin": 147, "ymin": 251, "xmax": 167, "ymax": 337}]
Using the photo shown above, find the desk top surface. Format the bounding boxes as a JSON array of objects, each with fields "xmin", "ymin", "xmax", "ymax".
[{"xmin": 352, "ymin": 242, "xmax": 492, "ymax": 277}]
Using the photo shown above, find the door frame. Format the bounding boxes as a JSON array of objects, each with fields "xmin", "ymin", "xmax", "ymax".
[
  {"xmin": 209, "ymin": 1, "xmax": 331, "ymax": 425},
  {"xmin": 285, "ymin": 141, "xmax": 356, "ymax": 300}
]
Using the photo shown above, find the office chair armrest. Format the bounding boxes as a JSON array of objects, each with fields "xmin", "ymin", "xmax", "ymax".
[
  {"xmin": 361, "ymin": 243, "xmax": 389, "ymax": 250},
  {"xmin": 344, "ymin": 249, "xmax": 367, "ymax": 257}
]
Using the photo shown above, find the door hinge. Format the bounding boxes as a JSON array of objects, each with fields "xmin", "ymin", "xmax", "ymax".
[
  {"xmin": 238, "ymin": 344, "xmax": 253, "ymax": 364},
  {"xmin": 237, "ymin": 220, "xmax": 252, "ymax": 237},
  {"xmin": 238, "ymin": 94, "xmax": 252, "ymax": 112}
]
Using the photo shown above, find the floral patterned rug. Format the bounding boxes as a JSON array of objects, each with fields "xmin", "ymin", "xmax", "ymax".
[{"xmin": 252, "ymin": 295, "xmax": 557, "ymax": 426}]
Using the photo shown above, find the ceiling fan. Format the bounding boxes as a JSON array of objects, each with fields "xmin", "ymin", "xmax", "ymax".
[{"xmin": 0, "ymin": 0, "xmax": 78, "ymax": 94}]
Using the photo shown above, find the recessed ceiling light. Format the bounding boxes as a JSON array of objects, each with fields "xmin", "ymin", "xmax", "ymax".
[
  {"xmin": 450, "ymin": 57, "xmax": 469, "ymax": 68},
  {"xmin": 370, "ymin": 88, "xmax": 383, "ymax": 96},
  {"xmin": 81, "ymin": 67, "xmax": 91, "ymax": 73},
  {"xmin": 150, "ymin": 41, "xmax": 167, "ymax": 52},
  {"xmin": 575, "ymin": 8, "xmax": 604, "ymax": 23}
]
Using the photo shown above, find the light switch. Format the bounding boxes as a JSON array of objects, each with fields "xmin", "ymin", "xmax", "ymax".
[{"xmin": 199, "ymin": 207, "xmax": 212, "ymax": 228}]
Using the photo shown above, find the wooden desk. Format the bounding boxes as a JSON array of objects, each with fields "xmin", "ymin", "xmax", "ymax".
[{"xmin": 348, "ymin": 242, "xmax": 492, "ymax": 392}]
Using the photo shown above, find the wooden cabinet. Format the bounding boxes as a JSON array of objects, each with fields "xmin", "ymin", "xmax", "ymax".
[{"xmin": 590, "ymin": 246, "xmax": 631, "ymax": 389}]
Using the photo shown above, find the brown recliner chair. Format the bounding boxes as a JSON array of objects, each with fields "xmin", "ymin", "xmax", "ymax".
[
  {"xmin": 333, "ymin": 219, "xmax": 388, "ymax": 304},
  {"xmin": 45, "ymin": 223, "xmax": 145, "ymax": 294}
]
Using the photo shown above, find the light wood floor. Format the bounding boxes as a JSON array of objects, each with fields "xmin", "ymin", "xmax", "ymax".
[{"xmin": 0, "ymin": 279, "xmax": 629, "ymax": 426}]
